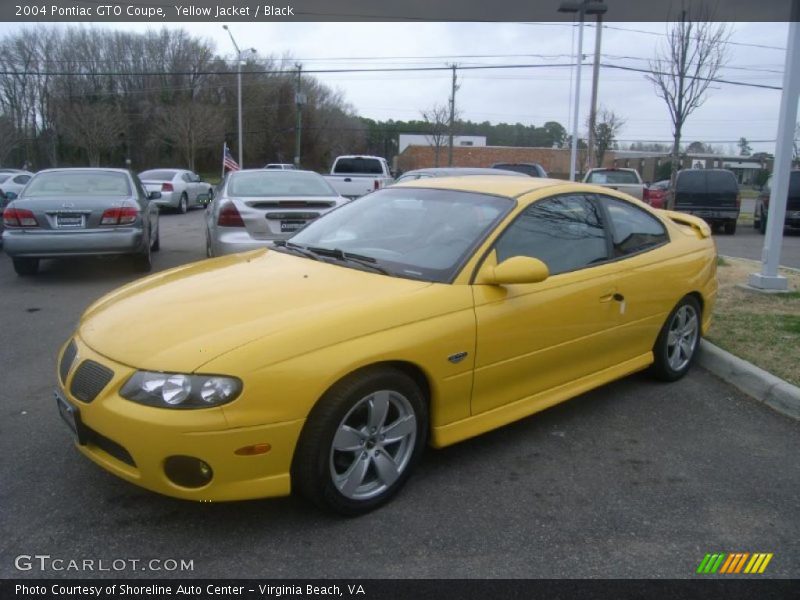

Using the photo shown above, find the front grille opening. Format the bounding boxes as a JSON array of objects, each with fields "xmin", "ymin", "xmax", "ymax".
[
  {"xmin": 84, "ymin": 424, "xmax": 136, "ymax": 467},
  {"xmin": 70, "ymin": 360, "xmax": 114, "ymax": 403},
  {"xmin": 59, "ymin": 340, "xmax": 77, "ymax": 384}
]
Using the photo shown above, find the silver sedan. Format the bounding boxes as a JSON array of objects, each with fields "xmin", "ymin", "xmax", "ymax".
[
  {"xmin": 139, "ymin": 169, "xmax": 214, "ymax": 214},
  {"xmin": 205, "ymin": 169, "xmax": 348, "ymax": 257},
  {"xmin": 2, "ymin": 168, "xmax": 160, "ymax": 275},
  {"xmin": 0, "ymin": 170, "xmax": 34, "ymax": 197}
]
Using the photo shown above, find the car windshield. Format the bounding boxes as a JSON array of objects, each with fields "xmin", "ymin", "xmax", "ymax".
[
  {"xmin": 22, "ymin": 172, "xmax": 131, "ymax": 197},
  {"xmin": 289, "ymin": 187, "xmax": 513, "ymax": 283},
  {"xmin": 228, "ymin": 171, "xmax": 336, "ymax": 197},
  {"xmin": 587, "ymin": 170, "xmax": 639, "ymax": 184},
  {"xmin": 139, "ymin": 170, "xmax": 177, "ymax": 181}
]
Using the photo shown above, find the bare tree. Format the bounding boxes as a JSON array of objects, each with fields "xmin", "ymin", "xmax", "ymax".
[
  {"xmin": 587, "ymin": 107, "xmax": 625, "ymax": 168},
  {"xmin": 0, "ymin": 115, "xmax": 23, "ymax": 166},
  {"xmin": 646, "ymin": 8, "xmax": 729, "ymax": 205},
  {"xmin": 60, "ymin": 103, "xmax": 125, "ymax": 166},
  {"xmin": 152, "ymin": 103, "xmax": 224, "ymax": 171},
  {"xmin": 420, "ymin": 103, "xmax": 451, "ymax": 167}
]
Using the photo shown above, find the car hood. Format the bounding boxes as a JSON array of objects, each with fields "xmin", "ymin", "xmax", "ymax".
[{"xmin": 78, "ymin": 250, "xmax": 436, "ymax": 373}]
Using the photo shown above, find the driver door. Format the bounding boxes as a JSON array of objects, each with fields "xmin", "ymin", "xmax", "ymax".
[{"xmin": 471, "ymin": 193, "xmax": 628, "ymax": 416}]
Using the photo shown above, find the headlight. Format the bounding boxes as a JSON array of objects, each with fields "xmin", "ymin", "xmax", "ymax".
[{"xmin": 120, "ymin": 371, "xmax": 242, "ymax": 408}]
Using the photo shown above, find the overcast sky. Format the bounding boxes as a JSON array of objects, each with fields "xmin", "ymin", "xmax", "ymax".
[{"xmin": 0, "ymin": 20, "xmax": 793, "ymax": 154}]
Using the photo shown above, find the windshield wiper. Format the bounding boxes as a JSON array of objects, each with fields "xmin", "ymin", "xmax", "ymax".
[
  {"xmin": 305, "ymin": 246, "xmax": 391, "ymax": 275},
  {"xmin": 272, "ymin": 240, "xmax": 321, "ymax": 261}
]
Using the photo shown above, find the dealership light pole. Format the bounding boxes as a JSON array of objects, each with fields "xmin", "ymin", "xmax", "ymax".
[
  {"xmin": 223, "ymin": 25, "xmax": 255, "ymax": 167},
  {"xmin": 558, "ymin": 0, "xmax": 608, "ymax": 181}
]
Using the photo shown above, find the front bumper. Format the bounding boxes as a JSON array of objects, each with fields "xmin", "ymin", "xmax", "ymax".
[
  {"xmin": 4, "ymin": 228, "xmax": 144, "ymax": 258},
  {"xmin": 55, "ymin": 336, "xmax": 303, "ymax": 501}
]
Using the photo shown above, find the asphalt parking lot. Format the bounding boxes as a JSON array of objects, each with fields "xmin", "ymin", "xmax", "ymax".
[
  {"xmin": 0, "ymin": 209, "xmax": 797, "ymax": 579},
  {"xmin": 715, "ymin": 225, "xmax": 800, "ymax": 269}
]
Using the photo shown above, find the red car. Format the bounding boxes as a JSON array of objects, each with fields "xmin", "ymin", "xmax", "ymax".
[{"xmin": 644, "ymin": 180, "xmax": 670, "ymax": 209}]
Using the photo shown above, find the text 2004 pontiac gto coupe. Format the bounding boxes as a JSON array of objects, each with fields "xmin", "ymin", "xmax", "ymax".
[{"xmin": 55, "ymin": 176, "xmax": 716, "ymax": 515}]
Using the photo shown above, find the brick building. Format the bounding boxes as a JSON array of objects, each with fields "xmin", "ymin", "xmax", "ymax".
[{"xmin": 396, "ymin": 145, "xmax": 615, "ymax": 179}]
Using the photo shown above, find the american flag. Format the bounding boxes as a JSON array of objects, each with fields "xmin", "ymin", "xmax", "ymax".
[{"xmin": 223, "ymin": 143, "xmax": 240, "ymax": 172}]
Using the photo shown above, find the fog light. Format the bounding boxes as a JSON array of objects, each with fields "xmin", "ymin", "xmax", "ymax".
[{"xmin": 164, "ymin": 455, "xmax": 213, "ymax": 488}]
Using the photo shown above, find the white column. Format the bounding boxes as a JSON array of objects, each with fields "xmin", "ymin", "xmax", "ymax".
[{"xmin": 748, "ymin": 18, "xmax": 800, "ymax": 291}]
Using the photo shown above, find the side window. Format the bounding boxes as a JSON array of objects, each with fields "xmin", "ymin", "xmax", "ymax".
[
  {"xmin": 495, "ymin": 194, "xmax": 608, "ymax": 276},
  {"xmin": 182, "ymin": 173, "xmax": 192, "ymax": 183},
  {"xmin": 14, "ymin": 175, "xmax": 31, "ymax": 184},
  {"xmin": 598, "ymin": 195, "xmax": 668, "ymax": 257}
]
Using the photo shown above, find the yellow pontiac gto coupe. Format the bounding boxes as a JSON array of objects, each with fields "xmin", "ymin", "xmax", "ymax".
[{"xmin": 55, "ymin": 177, "xmax": 717, "ymax": 515}]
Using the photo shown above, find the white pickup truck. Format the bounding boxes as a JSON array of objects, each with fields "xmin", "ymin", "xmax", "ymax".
[
  {"xmin": 324, "ymin": 155, "xmax": 394, "ymax": 200},
  {"xmin": 582, "ymin": 168, "xmax": 645, "ymax": 201}
]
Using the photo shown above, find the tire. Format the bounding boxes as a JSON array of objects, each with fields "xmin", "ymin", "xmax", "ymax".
[
  {"xmin": 723, "ymin": 220, "xmax": 737, "ymax": 235},
  {"xmin": 151, "ymin": 223, "xmax": 160, "ymax": 252},
  {"xmin": 291, "ymin": 367, "xmax": 428, "ymax": 516},
  {"xmin": 759, "ymin": 212, "xmax": 767, "ymax": 234},
  {"xmin": 649, "ymin": 296, "xmax": 702, "ymax": 382},
  {"xmin": 178, "ymin": 193, "xmax": 188, "ymax": 214},
  {"xmin": 134, "ymin": 235, "xmax": 152, "ymax": 272},
  {"xmin": 753, "ymin": 206, "xmax": 761, "ymax": 230},
  {"xmin": 12, "ymin": 257, "xmax": 39, "ymax": 276}
]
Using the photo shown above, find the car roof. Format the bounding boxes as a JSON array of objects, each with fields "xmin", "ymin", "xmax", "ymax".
[
  {"xmin": 401, "ymin": 167, "xmax": 520, "ymax": 176},
  {"xmin": 394, "ymin": 175, "xmax": 574, "ymax": 198},
  {"xmin": 34, "ymin": 168, "xmax": 132, "ymax": 175}
]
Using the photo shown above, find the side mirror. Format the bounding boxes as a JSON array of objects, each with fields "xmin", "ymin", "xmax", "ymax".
[
  {"xmin": 477, "ymin": 256, "xmax": 549, "ymax": 285},
  {"xmin": 148, "ymin": 191, "xmax": 161, "ymax": 200}
]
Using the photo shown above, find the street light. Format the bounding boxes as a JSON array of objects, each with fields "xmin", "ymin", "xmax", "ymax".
[
  {"xmin": 558, "ymin": 0, "xmax": 607, "ymax": 181},
  {"xmin": 222, "ymin": 25, "xmax": 256, "ymax": 168}
]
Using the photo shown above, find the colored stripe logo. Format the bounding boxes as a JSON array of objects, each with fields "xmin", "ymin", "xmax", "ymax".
[{"xmin": 696, "ymin": 553, "xmax": 773, "ymax": 574}]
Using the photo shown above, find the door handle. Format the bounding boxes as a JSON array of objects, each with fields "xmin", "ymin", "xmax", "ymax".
[{"xmin": 600, "ymin": 292, "xmax": 625, "ymax": 303}]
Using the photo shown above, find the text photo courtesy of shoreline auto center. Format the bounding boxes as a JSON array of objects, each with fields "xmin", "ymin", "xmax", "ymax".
[{"xmin": 0, "ymin": 0, "xmax": 798, "ymax": 598}]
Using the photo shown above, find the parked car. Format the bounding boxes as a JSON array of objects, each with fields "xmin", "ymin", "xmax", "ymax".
[
  {"xmin": 2, "ymin": 168, "xmax": 160, "ymax": 275},
  {"xmin": 205, "ymin": 169, "xmax": 347, "ymax": 257},
  {"xmin": 323, "ymin": 155, "xmax": 394, "ymax": 199},
  {"xmin": 55, "ymin": 176, "xmax": 716, "ymax": 515},
  {"xmin": 491, "ymin": 162, "xmax": 548, "ymax": 177},
  {"xmin": 0, "ymin": 188, "xmax": 8, "ymax": 247},
  {"xmin": 583, "ymin": 168, "xmax": 645, "ymax": 201},
  {"xmin": 668, "ymin": 168, "xmax": 740, "ymax": 235},
  {"xmin": 138, "ymin": 169, "xmax": 213, "ymax": 214},
  {"xmin": 264, "ymin": 163, "xmax": 297, "ymax": 170},
  {"xmin": 644, "ymin": 179, "xmax": 670, "ymax": 209},
  {"xmin": 394, "ymin": 167, "xmax": 524, "ymax": 183},
  {"xmin": 0, "ymin": 171, "xmax": 34, "ymax": 197},
  {"xmin": 754, "ymin": 170, "xmax": 800, "ymax": 234}
]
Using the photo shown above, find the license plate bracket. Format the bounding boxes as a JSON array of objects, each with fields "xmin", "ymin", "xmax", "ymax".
[
  {"xmin": 56, "ymin": 214, "xmax": 84, "ymax": 229},
  {"xmin": 280, "ymin": 220, "xmax": 306, "ymax": 233},
  {"xmin": 55, "ymin": 390, "xmax": 86, "ymax": 445}
]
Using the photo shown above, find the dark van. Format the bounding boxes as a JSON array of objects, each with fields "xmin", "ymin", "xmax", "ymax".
[
  {"xmin": 671, "ymin": 169, "xmax": 740, "ymax": 235},
  {"xmin": 754, "ymin": 170, "xmax": 800, "ymax": 234}
]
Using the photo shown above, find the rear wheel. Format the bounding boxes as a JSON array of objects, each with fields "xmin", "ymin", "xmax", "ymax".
[
  {"xmin": 759, "ymin": 212, "xmax": 767, "ymax": 234},
  {"xmin": 12, "ymin": 257, "xmax": 39, "ymax": 276},
  {"xmin": 134, "ymin": 235, "xmax": 152, "ymax": 272},
  {"xmin": 151, "ymin": 223, "xmax": 160, "ymax": 251},
  {"xmin": 753, "ymin": 206, "xmax": 761, "ymax": 230},
  {"xmin": 723, "ymin": 220, "xmax": 737, "ymax": 235},
  {"xmin": 292, "ymin": 367, "xmax": 428, "ymax": 516},
  {"xmin": 178, "ymin": 193, "xmax": 188, "ymax": 214},
  {"xmin": 650, "ymin": 296, "xmax": 701, "ymax": 382}
]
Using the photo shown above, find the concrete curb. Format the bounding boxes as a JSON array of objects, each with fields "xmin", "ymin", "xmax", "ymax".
[{"xmin": 697, "ymin": 340, "xmax": 800, "ymax": 420}]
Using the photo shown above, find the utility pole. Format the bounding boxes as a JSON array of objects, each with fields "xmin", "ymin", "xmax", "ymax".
[
  {"xmin": 294, "ymin": 64, "xmax": 305, "ymax": 168},
  {"xmin": 448, "ymin": 64, "xmax": 457, "ymax": 167},
  {"xmin": 586, "ymin": 7, "xmax": 605, "ymax": 170}
]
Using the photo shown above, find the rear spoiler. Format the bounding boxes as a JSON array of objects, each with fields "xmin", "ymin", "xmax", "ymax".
[{"xmin": 660, "ymin": 210, "xmax": 712, "ymax": 238}]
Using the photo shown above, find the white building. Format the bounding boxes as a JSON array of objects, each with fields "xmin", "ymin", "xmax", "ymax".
[{"xmin": 398, "ymin": 134, "xmax": 487, "ymax": 154}]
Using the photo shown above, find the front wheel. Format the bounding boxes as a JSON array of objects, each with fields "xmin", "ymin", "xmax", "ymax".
[
  {"xmin": 649, "ymin": 296, "xmax": 702, "ymax": 382},
  {"xmin": 291, "ymin": 367, "xmax": 428, "ymax": 516}
]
